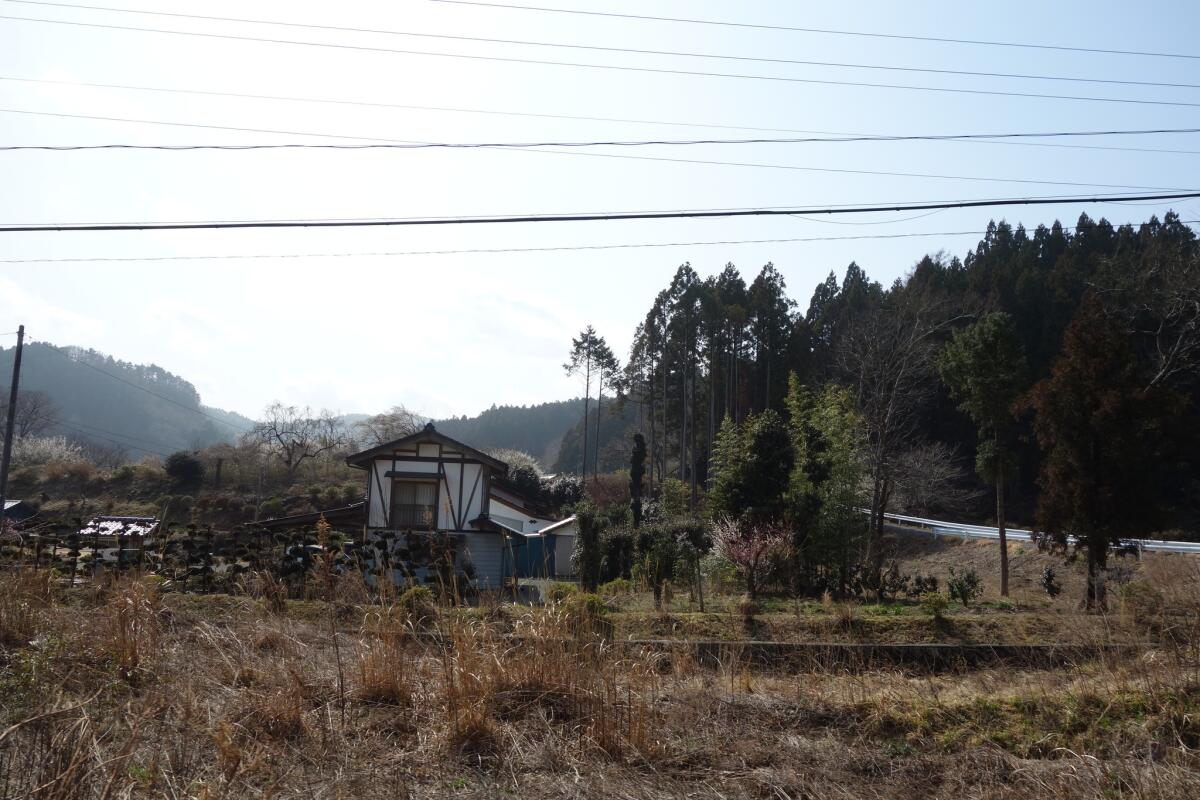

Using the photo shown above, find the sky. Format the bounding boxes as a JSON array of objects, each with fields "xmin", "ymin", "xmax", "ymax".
[{"xmin": 1, "ymin": 0, "xmax": 1199, "ymax": 422}]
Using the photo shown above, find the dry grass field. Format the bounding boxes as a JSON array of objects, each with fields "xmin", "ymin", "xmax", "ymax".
[{"xmin": 1, "ymin": 544, "xmax": 1198, "ymax": 799}]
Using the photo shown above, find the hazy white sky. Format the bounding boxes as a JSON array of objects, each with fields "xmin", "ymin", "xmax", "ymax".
[{"xmin": 2, "ymin": 0, "xmax": 1198, "ymax": 420}]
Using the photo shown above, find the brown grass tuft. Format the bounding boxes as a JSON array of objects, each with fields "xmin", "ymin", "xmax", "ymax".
[
  {"xmin": 100, "ymin": 575, "xmax": 160, "ymax": 682},
  {"xmin": 237, "ymin": 687, "xmax": 309, "ymax": 742},
  {"xmin": 0, "ymin": 567, "xmax": 51, "ymax": 647},
  {"xmin": 355, "ymin": 639, "xmax": 413, "ymax": 707}
]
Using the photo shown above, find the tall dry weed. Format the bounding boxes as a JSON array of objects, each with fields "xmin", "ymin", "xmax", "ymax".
[
  {"xmin": 355, "ymin": 638, "xmax": 414, "ymax": 707},
  {"xmin": 435, "ymin": 608, "xmax": 661, "ymax": 761},
  {"xmin": 0, "ymin": 567, "xmax": 52, "ymax": 647},
  {"xmin": 101, "ymin": 576, "xmax": 160, "ymax": 682}
]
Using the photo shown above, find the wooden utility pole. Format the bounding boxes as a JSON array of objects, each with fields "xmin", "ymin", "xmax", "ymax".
[{"xmin": 0, "ymin": 324, "xmax": 25, "ymax": 530}]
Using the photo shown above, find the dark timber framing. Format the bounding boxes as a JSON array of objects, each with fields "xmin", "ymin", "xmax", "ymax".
[
  {"xmin": 349, "ymin": 423, "xmax": 508, "ymax": 535},
  {"xmin": 345, "ymin": 423, "xmax": 507, "ymax": 471}
]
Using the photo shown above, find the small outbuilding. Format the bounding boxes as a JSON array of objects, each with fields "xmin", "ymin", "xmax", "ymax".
[{"xmin": 2, "ymin": 499, "xmax": 38, "ymax": 528}]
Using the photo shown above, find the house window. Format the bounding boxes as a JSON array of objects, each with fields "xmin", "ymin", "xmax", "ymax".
[{"xmin": 390, "ymin": 480, "xmax": 437, "ymax": 530}]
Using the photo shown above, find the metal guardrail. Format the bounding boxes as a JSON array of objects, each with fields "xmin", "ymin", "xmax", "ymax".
[{"xmin": 876, "ymin": 511, "xmax": 1200, "ymax": 554}]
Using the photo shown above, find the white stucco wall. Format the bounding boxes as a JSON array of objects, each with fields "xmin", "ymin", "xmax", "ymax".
[{"xmin": 366, "ymin": 455, "xmax": 487, "ymax": 531}]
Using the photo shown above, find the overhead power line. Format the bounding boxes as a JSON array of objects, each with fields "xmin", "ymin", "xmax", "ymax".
[
  {"xmin": 35, "ymin": 341, "xmax": 251, "ymax": 432},
  {"xmin": 55, "ymin": 420, "xmax": 172, "ymax": 457},
  {"xmin": 4, "ymin": 124, "xmax": 1200, "ymax": 152},
  {"xmin": 57, "ymin": 418, "xmax": 174, "ymax": 453},
  {"xmin": 4, "ymin": 14, "xmax": 1200, "ymax": 109},
  {"xmin": 7, "ymin": 76, "xmax": 1200, "ymax": 158},
  {"xmin": 431, "ymin": 0, "xmax": 1200, "ymax": 62},
  {"xmin": 0, "ymin": 195, "xmax": 1143, "ymax": 227},
  {"xmin": 3, "ymin": 1, "xmax": 1198, "ymax": 91},
  {"xmin": 5, "ymin": 219, "xmax": 1195, "ymax": 264},
  {"xmin": 4, "ymin": 192, "xmax": 1199, "ymax": 233},
  {"xmin": 1, "ymin": 108, "xmax": 1193, "ymax": 194}
]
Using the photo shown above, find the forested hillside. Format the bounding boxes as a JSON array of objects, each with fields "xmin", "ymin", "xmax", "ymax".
[
  {"xmin": 435, "ymin": 399, "xmax": 582, "ymax": 468},
  {"xmin": 610, "ymin": 212, "xmax": 1199, "ymax": 534},
  {"xmin": 552, "ymin": 399, "xmax": 640, "ymax": 475},
  {"xmin": 0, "ymin": 342, "xmax": 253, "ymax": 458}
]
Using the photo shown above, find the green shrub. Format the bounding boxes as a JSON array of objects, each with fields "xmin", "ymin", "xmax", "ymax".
[
  {"xmin": 920, "ymin": 592, "xmax": 949, "ymax": 619},
  {"xmin": 165, "ymin": 452, "xmax": 205, "ymax": 489},
  {"xmin": 700, "ymin": 552, "xmax": 740, "ymax": 595},
  {"xmin": 545, "ymin": 582, "xmax": 579, "ymax": 603},
  {"xmin": 564, "ymin": 592, "xmax": 611, "ymax": 637},
  {"xmin": 598, "ymin": 577, "xmax": 632, "ymax": 596},
  {"xmin": 907, "ymin": 574, "xmax": 940, "ymax": 598},
  {"xmin": 658, "ymin": 478, "xmax": 690, "ymax": 518},
  {"xmin": 566, "ymin": 592, "xmax": 607, "ymax": 618},
  {"xmin": 260, "ymin": 498, "xmax": 285, "ymax": 519},
  {"xmin": 599, "ymin": 528, "xmax": 635, "ymax": 583},
  {"xmin": 397, "ymin": 585, "xmax": 436, "ymax": 626},
  {"xmin": 947, "ymin": 567, "xmax": 983, "ymax": 607},
  {"xmin": 1041, "ymin": 566, "xmax": 1063, "ymax": 598}
]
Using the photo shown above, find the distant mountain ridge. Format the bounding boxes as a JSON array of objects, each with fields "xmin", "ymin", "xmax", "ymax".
[
  {"xmin": 1, "ymin": 341, "xmax": 622, "ymax": 471},
  {"xmin": 0, "ymin": 342, "xmax": 253, "ymax": 458}
]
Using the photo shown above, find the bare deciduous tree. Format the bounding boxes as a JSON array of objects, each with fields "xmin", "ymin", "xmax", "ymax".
[
  {"xmin": 0, "ymin": 389, "xmax": 60, "ymax": 438},
  {"xmin": 353, "ymin": 405, "xmax": 421, "ymax": 448},
  {"xmin": 838, "ymin": 291, "xmax": 963, "ymax": 597},
  {"xmin": 246, "ymin": 402, "xmax": 347, "ymax": 476},
  {"xmin": 891, "ymin": 442, "xmax": 985, "ymax": 518},
  {"xmin": 76, "ymin": 439, "xmax": 129, "ymax": 469},
  {"xmin": 1114, "ymin": 239, "xmax": 1200, "ymax": 391}
]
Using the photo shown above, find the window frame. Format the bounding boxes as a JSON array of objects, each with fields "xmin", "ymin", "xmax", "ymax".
[{"xmin": 389, "ymin": 477, "xmax": 439, "ymax": 531}]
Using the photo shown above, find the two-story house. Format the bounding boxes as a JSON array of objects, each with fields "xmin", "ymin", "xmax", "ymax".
[{"xmin": 345, "ymin": 422, "xmax": 576, "ymax": 590}]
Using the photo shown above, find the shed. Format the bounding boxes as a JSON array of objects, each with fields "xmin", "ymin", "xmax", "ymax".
[{"xmin": 2, "ymin": 499, "xmax": 38, "ymax": 528}]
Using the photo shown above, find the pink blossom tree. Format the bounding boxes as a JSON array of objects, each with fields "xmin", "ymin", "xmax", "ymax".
[{"xmin": 711, "ymin": 517, "xmax": 792, "ymax": 599}]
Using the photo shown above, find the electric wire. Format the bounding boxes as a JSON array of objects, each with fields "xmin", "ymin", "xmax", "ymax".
[
  {"xmin": 0, "ymin": 194, "xmax": 1145, "ymax": 227},
  {"xmin": 7, "ymin": 76, "xmax": 1200, "ymax": 157},
  {"xmin": 57, "ymin": 418, "xmax": 178, "ymax": 451},
  {"xmin": 6, "ymin": 219, "xmax": 1195, "ymax": 263},
  {"xmin": 3, "ymin": 1, "xmax": 1198, "ymax": 91},
  {"xmin": 787, "ymin": 209, "xmax": 947, "ymax": 226},
  {"xmin": 4, "ymin": 14, "xmax": 1200, "ymax": 109},
  {"xmin": 3, "ymin": 193, "xmax": 1198, "ymax": 233},
  {"xmin": 4, "ymin": 123, "xmax": 1200, "ymax": 151},
  {"xmin": 1, "ymin": 108, "xmax": 1193, "ymax": 195},
  {"xmin": 53, "ymin": 420, "xmax": 172, "ymax": 457},
  {"xmin": 431, "ymin": 0, "xmax": 1200, "ymax": 62}
]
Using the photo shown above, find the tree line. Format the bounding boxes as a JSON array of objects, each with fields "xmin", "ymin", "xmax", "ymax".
[{"xmin": 568, "ymin": 212, "xmax": 1199, "ymax": 609}]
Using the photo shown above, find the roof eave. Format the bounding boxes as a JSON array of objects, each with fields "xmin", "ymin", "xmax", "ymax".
[{"xmin": 344, "ymin": 423, "xmax": 508, "ymax": 472}]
